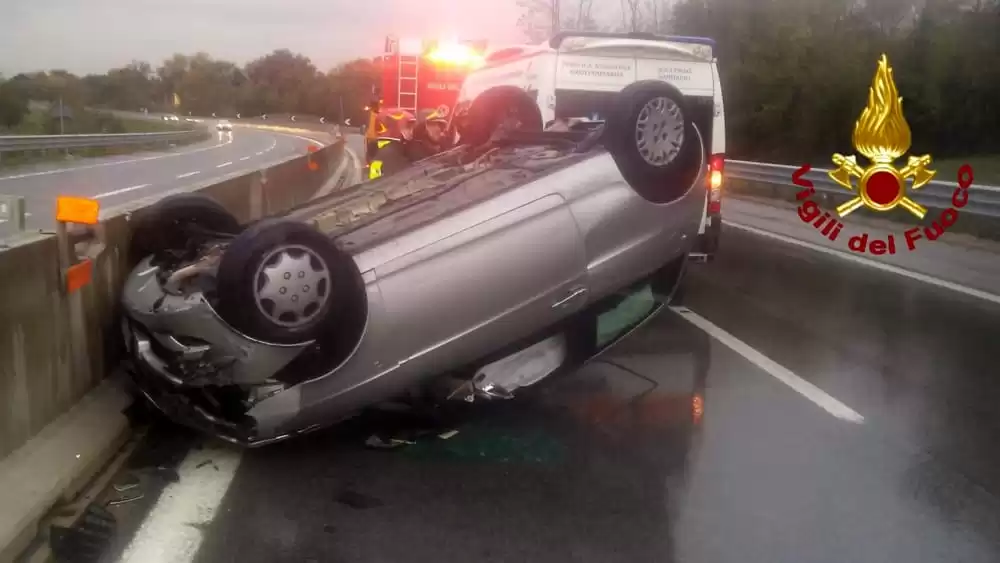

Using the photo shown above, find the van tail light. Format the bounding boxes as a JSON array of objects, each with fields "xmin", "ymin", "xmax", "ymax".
[{"xmin": 707, "ymin": 153, "xmax": 724, "ymax": 215}]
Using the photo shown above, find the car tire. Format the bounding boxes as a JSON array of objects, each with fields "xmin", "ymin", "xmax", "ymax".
[
  {"xmin": 129, "ymin": 194, "xmax": 240, "ymax": 262},
  {"xmin": 459, "ymin": 86, "xmax": 543, "ymax": 146},
  {"xmin": 215, "ymin": 218, "xmax": 364, "ymax": 344},
  {"xmin": 604, "ymin": 81, "xmax": 704, "ymax": 204}
]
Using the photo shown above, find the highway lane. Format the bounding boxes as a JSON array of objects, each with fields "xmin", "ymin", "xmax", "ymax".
[
  {"xmin": 97, "ymin": 218, "xmax": 1000, "ymax": 563},
  {"xmin": 0, "ymin": 127, "xmax": 326, "ymax": 231}
]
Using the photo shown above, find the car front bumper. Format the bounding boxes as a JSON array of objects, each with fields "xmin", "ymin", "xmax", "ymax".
[{"xmin": 120, "ymin": 257, "xmax": 315, "ymax": 445}]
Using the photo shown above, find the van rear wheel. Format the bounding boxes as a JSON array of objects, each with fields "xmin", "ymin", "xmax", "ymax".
[{"xmin": 605, "ymin": 81, "xmax": 704, "ymax": 204}]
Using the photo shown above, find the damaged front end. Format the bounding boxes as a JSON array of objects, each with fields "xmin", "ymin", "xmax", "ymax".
[{"xmin": 120, "ymin": 252, "xmax": 312, "ymax": 445}]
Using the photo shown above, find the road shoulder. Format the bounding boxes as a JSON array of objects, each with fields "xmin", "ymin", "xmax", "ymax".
[{"xmin": 725, "ymin": 196, "xmax": 1000, "ymax": 299}]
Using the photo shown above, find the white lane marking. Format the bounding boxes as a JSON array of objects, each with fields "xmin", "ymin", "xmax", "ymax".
[
  {"xmin": 115, "ymin": 444, "xmax": 243, "ymax": 563},
  {"xmin": 314, "ymin": 147, "xmax": 352, "ymax": 198},
  {"xmin": 346, "ymin": 146, "xmax": 361, "ymax": 174},
  {"xmin": 671, "ymin": 305, "xmax": 865, "ymax": 423},
  {"xmin": 94, "ymin": 183, "xmax": 152, "ymax": 199},
  {"xmin": 291, "ymin": 134, "xmax": 325, "ymax": 146},
  {"xmin": 176, "ymin": 171, "xmax": 199, "ymax": 179},
  {"xmin": 255, "ymin": 152, "xmax": 264, "ymax": 156},
  {"xmin": 0, "ymin": 136, "xmax": 234, "ymax": 181},
  {"xmin": 725, "ymin": 221, "xmax": 1000, "ymax": 306},
  {"xmin": 239, "ymin": 156, "xmax": 250, "ymax": 161},
  {"xmin": 264, "ymin": 139, "xmax": 277, "ymax": 153},
  {"xmin": 216, "ymin": 161, "xmax": 232, "ymax": 168}
]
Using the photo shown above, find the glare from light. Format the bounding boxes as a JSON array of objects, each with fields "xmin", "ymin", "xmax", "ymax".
[
  {"xmin": 710, "ymin": 170, "xmax": 723, "ymax": 190},
  {"xmin": 425, "ymin": 42, "xmax": 485, "ymax": 67}
]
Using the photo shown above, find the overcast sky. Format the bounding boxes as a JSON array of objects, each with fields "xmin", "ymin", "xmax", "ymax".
[{"xmin": 0, "ymin": 0, "xmax": 540, "ymax": 75}]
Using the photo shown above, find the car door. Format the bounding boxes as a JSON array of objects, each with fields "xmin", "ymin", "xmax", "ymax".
[
  {"xmin": 551, "ymin": 153, "xmax": 699, "ymax": 301},
  {"xmin": 371, "ymin": 187, "xmax": 589, "ymax": 372}
]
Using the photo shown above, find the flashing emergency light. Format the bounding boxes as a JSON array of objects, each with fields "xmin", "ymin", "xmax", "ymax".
[{"xmin": 424, "ymin": 42, "xmax": 485, "ymax": 67}]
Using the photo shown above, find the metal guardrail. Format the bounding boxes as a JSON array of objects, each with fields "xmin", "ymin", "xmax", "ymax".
[
  {"xmin": 726, "ymin": 160, "xmax": 1000, "ymax": 218},
  {"xmin": 0, "ymin": 129, "xmax": 204, "ymax": 153}
]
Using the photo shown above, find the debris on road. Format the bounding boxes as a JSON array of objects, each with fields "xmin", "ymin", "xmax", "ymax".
[{"xmin": 364, "ymin": 435, "xmax": 415, "ymax": 449}]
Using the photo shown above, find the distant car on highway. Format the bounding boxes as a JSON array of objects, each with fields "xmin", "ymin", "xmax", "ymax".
[
  {"xmin": 216, "ymin": 119, "xmax": 233, "ymax": 131},
  {"xmin": 162, "ymin": 114, "xmax": 180, "ymax": 122},
  {"xmin": 119, "ymin": 31, "xmax": 723, "ymax": 447}
]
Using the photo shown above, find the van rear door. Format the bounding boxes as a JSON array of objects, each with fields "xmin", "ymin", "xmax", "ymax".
[{"xmin": 553, "ymin": 34, "xmax": 716, "ymax": 99}]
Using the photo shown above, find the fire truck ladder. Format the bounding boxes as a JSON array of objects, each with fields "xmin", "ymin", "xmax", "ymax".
[{"xmin": 397, "ymin": 54, "xmax": 419, "ymax": 113}]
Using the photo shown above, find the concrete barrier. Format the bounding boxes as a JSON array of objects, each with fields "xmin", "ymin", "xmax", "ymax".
[
  {"xmin": 0, "ymin": 140, "xmax": 346, "ymax": 458},
  {"xmin": 0, "ymin": 138, "xmax": 358, "ymax": 561}
]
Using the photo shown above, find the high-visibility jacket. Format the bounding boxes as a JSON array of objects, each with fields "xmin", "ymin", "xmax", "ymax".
[{"xmin": 368, "ymin": 140, "xmax": 411, "ymax": 180}]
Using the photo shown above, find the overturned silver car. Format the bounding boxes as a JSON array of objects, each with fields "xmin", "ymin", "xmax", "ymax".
[{"xmin": 120, "ymin": 81, "xmax": 721, "ymax": 445}]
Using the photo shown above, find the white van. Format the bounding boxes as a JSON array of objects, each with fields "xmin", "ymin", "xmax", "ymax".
[{"xmin": 456, "ymin": 32, "xmax": 725, "ymax": 261}]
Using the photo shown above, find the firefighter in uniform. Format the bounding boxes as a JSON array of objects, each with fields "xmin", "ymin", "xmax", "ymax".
[
  {"xmin": 367, "ymin": 109, "xmax": 417, "ymax": 180},
  {"xmin": 363, "ymin": 96, "xmax": 382, "ymax": 170}
]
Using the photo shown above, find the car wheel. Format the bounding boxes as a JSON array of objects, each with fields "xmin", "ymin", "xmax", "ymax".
[
  {"xmin": 215, "ymin": 219, "xmax": 364, "ymax": 344},
  {"xmin": 459, "ymin": 86, "xmax": 543, "ymax": 146},
  {"xmin": 129, "ymin": 194, "xmax": 240, "ymax": 262},
  {"xmin": 604, "ymin": 81, "xmax": 704, "ymax": 204}
]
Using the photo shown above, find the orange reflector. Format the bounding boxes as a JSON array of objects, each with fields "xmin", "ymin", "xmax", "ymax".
[
  {"xmin": 66, "ymin": 259, "xmax": 94, "ymax": 293},
  {"xmin": 308, "ymin": 160, "xmax": 319, "ymax": 171},
  {"xmin": 56, "ymin": 196, "xmax": 100, "ymax": 224},
  {"xmin": 307, "ymin": 145, "xmax": 319, "ymax": 153},
  {"xmin": 692, "ymin": 394, "xmax": 705, "ymax": 425},
  {"xmin": 709, "ymin": 170, "xmax": 723, "ymax": 190}
]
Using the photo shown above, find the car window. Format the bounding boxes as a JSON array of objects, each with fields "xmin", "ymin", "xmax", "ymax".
[{"xmin": 595, "ymin": 283, "xmax": 658, "ymax": 348}]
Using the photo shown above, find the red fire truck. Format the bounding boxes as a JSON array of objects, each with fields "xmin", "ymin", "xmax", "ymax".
[{"xmin": 364, "ymin": 36, "xmax": 488, "ymax": 168}]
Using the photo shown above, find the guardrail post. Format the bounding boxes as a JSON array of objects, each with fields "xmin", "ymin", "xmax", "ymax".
[
  {"xmin": 54, "ymin": 197, "xmax": 104, "ymax": 295},
  {"xmin": 55, "ymin": 221, "xmax": 74, "ymax": 274},
  {"xmin": 250, "ymin": 170, "xmax": 266, "ymax": 220},
  {"xmin": 0, "ymin": 195, "xmax": 26, "ymax": 232}
]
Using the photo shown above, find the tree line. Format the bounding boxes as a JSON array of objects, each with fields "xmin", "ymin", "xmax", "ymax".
[
  {"xmin": 0, "ymin": 50, "xmax": 379, "ymax": 131},
  {"xmin": 519, "ymin": 0, "xmax": 1000, "ymax": 162},
  {"xmin": 3, "ymin": 0, "xmax": 998, "ymax": 162}
]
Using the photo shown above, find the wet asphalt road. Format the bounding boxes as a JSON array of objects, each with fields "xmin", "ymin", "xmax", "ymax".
[{"xmin": 165, "ymin": 224, "xmax": 1000, "ymax": 563}]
